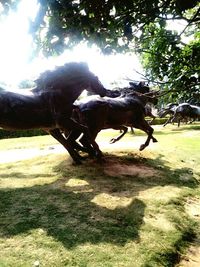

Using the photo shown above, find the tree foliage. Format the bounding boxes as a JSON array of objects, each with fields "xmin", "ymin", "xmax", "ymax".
[{"xmin": 0, "ymin": 0, "xmax": 200, "ymax": 102}]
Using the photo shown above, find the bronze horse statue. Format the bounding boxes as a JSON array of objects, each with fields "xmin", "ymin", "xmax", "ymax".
[
  {"xmin": 158, "ymin": 102, "xmax": 200, "ymax": 127},
  {"xmin": 158, "ymin": 103, "xmax": 178, "ymax": 126},
  {"xmin": 0, "ymin": 62, "xmax": 114, "ymax": 164},
  {"xmin": 66, "ymin": 84, "xmax": 158, "ymax": 160},
  {"xmin": 171, "ymin": 103, "xmax": 200, "ymax": 126}
]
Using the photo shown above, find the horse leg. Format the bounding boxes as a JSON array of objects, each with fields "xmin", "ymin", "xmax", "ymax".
[
  {"xmin": 77, "ymin": 106, "xmax": 109, "ymax": 160},
  {"xmin": 48, "ymin": 129, "xmax": 83, "ymax": 164},
  {"xmin": 133, "ymin": 119, "xmax": 158, "ymax": 151},
  {"xmin": 130, "ymin": 126, "xmax": 135, "ymax": 134},
  {"xmin": 149, "ymin": 115, "xmax": 156, "ymax": 125},
  {"xmin": 79, "ymin": 135, "xmax": 98, "ymax": 157},
  {"xmin": 59, "ymin": 116, "xmax": 101, "ymax": 155},
  {"xmin": 65, "ymin": 122, "xmax": 102, "ymax": 159},
  {"xmin": 109, "ymin": 126, "xmax": 128, "ymax": 143},
  {"xmin": 65, "ymin": 129, "xmax": 90, "ymax": 153},
  {"xmin": 189, "ymin": 118, "xmax": 195, "ymax": 124},
  {"xmin": 54, "ymin": 116, "xmax": 97, "ymax": 163},
  {"xmin": 80, "ymin": 129, "xmax": 104, "ymax": 159},
  {"xmin": 171, "ymin": 114, "xmax": 177, "ymax": 126},
  {"xmin": 163, "ymin": 116, "xmax": 172, "ymax": 126},
  {"xmin": 79, "ymin": 130, "xmax": 103, "ymax": 160}
]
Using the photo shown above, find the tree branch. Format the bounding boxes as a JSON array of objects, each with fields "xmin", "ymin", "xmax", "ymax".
[{"xmin": 178, "ymin": 7, "xmax": 200, "ymax": 37}]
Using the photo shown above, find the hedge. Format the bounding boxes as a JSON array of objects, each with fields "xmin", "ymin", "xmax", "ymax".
[
  {"xmin": 0, "ymin": 129, "xmax": 48, "ymax": 139},
  {"xmin": 0, "ymin": 118, "xmax": 168, "ymax": 139},
  {"xmin": 150, "ymin": 117, "xmax": 168, "ymax": 125}
]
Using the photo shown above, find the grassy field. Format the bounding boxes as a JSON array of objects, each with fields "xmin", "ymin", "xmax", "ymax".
[{"xmin": 0, "ymin": 124, "xmax": 200, "ymax": 267}]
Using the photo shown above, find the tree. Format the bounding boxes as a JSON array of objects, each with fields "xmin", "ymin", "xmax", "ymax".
[
  {"xmin": 18, "ymin": 79, "xmax": 36, "ymax": 89},
  {"xmin": 0, "ymin": 0, "xmax": 199, "ymax": 102}
]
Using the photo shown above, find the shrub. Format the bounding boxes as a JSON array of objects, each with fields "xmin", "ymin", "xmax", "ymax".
[
  {"xmin": 151, "ymin": 117, "xmax": 168, "ymax": 125},
  {"xmin": 0, "ymin": 129, "xmax": 48, "ymax": 139}
]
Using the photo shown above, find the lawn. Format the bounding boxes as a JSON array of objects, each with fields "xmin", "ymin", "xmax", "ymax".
[{"xmin": 0, "ymin": 124, "xmax": 200, "ymax": 267}]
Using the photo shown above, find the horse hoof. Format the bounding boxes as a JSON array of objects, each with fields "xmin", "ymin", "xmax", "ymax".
[
  {"xmin": 153, "ymin": 138, "xmax": 158, "ymax": 143},
  {"xmin": 109, "ymin": 138, "xmax": 116, "ymax": 144},
  {"xmin": 139, "ymin": 144, "xmax": 146, "ymax": 151}
]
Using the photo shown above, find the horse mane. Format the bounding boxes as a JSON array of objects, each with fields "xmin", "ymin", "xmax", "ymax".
[
  {"xmin": 119, "ymin": 86, "xmax": 150, "ymax": 97},
  {"xmin": 34, "ymin": 62, "xmax": 91, "ymax": 91}
]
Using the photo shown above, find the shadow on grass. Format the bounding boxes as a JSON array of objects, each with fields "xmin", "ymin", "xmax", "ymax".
[
  {"xmin": 0, "ymin": 185, "xmax": 145, "ymax": 247},
  {"xmin": 0, "ymin": 152, "xmax": 198, "ymax": 250}
]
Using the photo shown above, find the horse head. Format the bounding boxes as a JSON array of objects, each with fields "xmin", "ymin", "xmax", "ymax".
[
  {"xmin": 129, "ymin": 81, "xmax": 150, "ymax": 94},
  {"xmin": 140, "ymin": 90, "xmax": 158, "ymax": 105},
  {"xmin": 128, "ymin": 86, "xmax": 158, "ymax": 105}
]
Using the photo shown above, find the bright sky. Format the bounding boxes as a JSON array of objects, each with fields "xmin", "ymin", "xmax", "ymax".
[
  {"xmin": 0, "ymin": 1, "xmax": 190, "ymax": 90},
  {"xmin": 0, "ymin": 0, "xmax": 144, "ymax": 89}
]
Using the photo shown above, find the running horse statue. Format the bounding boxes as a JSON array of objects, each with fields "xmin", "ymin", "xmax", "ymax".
[
  {"xmin": 171, "ymin": 103, "xmax": 200, "ymax": 126},
  {"xmin": 0, "ymin": 62, "xmax": 112, "ymax": 164},
  {"xmin": 158, "ymin": 102, "xmax": 200, "ymax": 127},
  {"xmin": 158, "ymin": 103, "xmax": 178, "ymax": 126},
  {"xmin": 66, "ymin": 83, "xmax": 158, "ymax": 160}
]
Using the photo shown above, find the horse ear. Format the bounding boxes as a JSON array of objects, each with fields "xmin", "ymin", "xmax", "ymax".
[{"xmin": 139, "ymin": 81, "xmax": 145, "ymax": 86}]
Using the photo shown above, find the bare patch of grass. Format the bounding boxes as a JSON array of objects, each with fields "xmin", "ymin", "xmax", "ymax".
[
  {"xmin": 104, "ymin": 162, "xmax": 159, "ymax": 178},
  {"xmin": 185, "ymin": 197, "xmax": 200, "ymax": 219},
  {"xmin": 177, "ymin": 243, "xmax": 200, "ymax": 267}
]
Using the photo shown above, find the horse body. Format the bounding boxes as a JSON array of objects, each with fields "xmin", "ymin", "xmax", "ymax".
[
  {"xmin": 0, "ymin": 90, "xmax": 54, "ymax": 130},
  {"xmin": 101, "ymin": 97, "xmax": 146, "ymax": 128},
  {"xmin": 172, "ymin": 103, "xmax": 200, "ymax": 126},
  {"xmin": 158, "ymin": 103, "xmax": 178, "ymax": 126},
  {"xmin": 68, "ymin": 89, "xmax": 158, "ymax": 159},
  {"xmin": 159, "ymin": 102, "xmax": 200, "ymax": 127},
  {"xmin": 0, "ymin": 62, "xmax": 111, "ymax": 164},
  {"xmin": 77, "ymin": 96, "xmax": 145, "ymax": 129}
]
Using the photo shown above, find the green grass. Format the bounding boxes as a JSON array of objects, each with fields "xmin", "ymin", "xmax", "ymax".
[{"xmin": 0, "ymin": 124, "xmax": 200, "ymax": 267}]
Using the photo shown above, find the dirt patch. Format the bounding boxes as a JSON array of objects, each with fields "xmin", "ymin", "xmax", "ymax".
[
  {"xmin": 104, "ymin": 163, "xmax": 159, "ymax": 178},
  {"xmin": 177, "ymin": 242, "xmax": 200, "ymax": 267},
  {"xmin": 144, "ymin": 213, "xmax": 175, "ymax": 231},
  {"xmin": 177, "ymin": 197, "xmax": 200, "ymax": 267},
  {"xmin": 185, "ymin": 197, "xmax": 200, "ymax": 219}
]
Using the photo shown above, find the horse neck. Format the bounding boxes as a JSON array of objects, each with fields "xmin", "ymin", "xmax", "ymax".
[
  {"xmin": 136, "ymin": 95, "xmax": 149, "ymax": 106},
  {"xmin": 35, "ymin": 79, "xmax": 89, "ymax": 104},
  {"xmin": 62, "ymin": 82, "xmax": 87, "ymax": 103}
]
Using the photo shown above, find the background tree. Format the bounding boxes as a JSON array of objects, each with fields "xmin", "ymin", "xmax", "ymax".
[
  {"xmin": 0, "ymin": 0, "xmax": 199, "ymax": 103},
  {"xmin": 18, "ymin": 79, "xmax": 36, "ymax": 89}
]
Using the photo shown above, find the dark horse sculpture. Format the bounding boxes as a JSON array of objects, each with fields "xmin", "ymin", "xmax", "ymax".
[
  {"xmin": 66, "ymin": 84, "xmax": 158, "ymax": 160},
  {"xmin": 171, "ymin": 103, "xmax": 200, "ymax": 126},
  {"xmin": 0, "ymin": 62, "xmax": 113, "ymax": 164},
  {"xmin": 158, "ymin": 103, "xmax": 178, "ymax": 126},
  {"xmin": 159, "ymin": 102, "xmax": 200, "ymax": 127}
]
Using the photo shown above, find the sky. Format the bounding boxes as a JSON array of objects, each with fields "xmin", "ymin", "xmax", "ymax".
[
  {"xmin": 0, "ymin": 0, "xmax": 144, "ymax": 90},
  {"xmin": 0, "ymin": 1, "xmax": 190, "ymax": 90}
]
